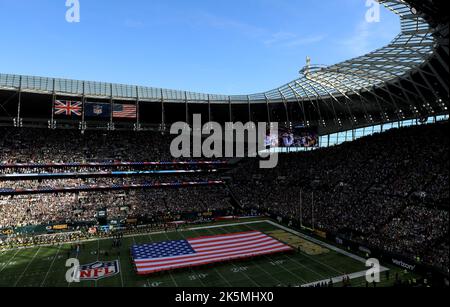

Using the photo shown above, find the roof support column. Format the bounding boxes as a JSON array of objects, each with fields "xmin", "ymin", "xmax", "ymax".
[
  {"xmin": 303, "ymin": 78, "xmax": 339, "ymax": 128},
  {"xmin": 109, "ymin": 83, "xmax": 114, "ymax": 131},
  {"xmin": 277, "ymin": 89, "xmax": 290, "ymax": 124},
  {"xmin": 208, "ymin": 94, "xmax": 212, "ymax": 123},
  {"xmin": 416, "ymin": 70, "xmax": 440, "ymax": 102},
  {"xmin": 80, "ymin": 81, "xmax": 86, "ymax": 131},
  {"xmin": 247, "ymin": 96, "xmax": 252, "ymax": 123},
  {"xmin": 135, "ymin": 86, "xmax": 141, "ymax": 131},
  {"xmin": 287, "ymin": 84, "xmax": 307, "ymax": 124},
  {"xmin": 161, "ymin": 88, "xmax": 165, "ymax": 132},
  {"xmin": 294, "ymin": 80, "xmax": 323, "ymax": 129},
  {"xmin": 185, "ymin": 92, "xmax": 189, "ymax": 125},
  {"xmin": 426, "ymin": 61, "xmax": 449, "ymax": 94},
  {"xmin": 50, "ymin": 78, "xmax": 56, "ymax": 129},
  {"xmin": 228, "ymin": 97, "xmax": 232, "ymax": 123},
  {"xmin": 264, "ymin": 94, "xmax": 271, "ymax": 123},
  {"xmin": 15, "ymin": 76, "xmax": 22, "ymax": 128},
  {"xmin": 310, "ymin": 76, "xmax": 368, "ymax": 127}
]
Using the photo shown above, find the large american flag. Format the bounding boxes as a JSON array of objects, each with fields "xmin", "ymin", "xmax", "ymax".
[
  {"xmin": 131, "ymin": 231, "xmax": 293, "ymax": 275},
  {"xmin": 113, "ymin": 104, "xmax": 136, "ymax": 119},
  {"xmin": 54, "ymin": 100, "xmax": 82, "ymax": 116}
]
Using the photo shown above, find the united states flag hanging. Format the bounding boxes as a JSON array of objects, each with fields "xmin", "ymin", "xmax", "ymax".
[
  {"xmin": 113, "ymin": 104, "xmax": 137, "ymax": 119},
  {"xmin": 54, "ymin": 100, "xmax": 82, "ymax": 116},
  {"xmin": 131, "ymin": 231, "xmax": 293, "ymax": 275}
]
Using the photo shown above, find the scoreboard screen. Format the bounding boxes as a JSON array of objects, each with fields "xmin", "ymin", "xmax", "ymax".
[{"xmin": 266, "ymin": 124, "xmax": 319, "ymax": 148}]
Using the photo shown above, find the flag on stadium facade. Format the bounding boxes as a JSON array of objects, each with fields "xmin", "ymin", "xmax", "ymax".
[
  {"xmin": 113, "ymin": 104, "xmax": 137, "ymax": 119},
  {"xmin": 84, "ymin": 102, "xmax": 111, "ymax": 118},
  {"xmin": 131, "ymin": 231, "xmax": 293, "ymax": 275},
  {"xmin": 54, "ymin": 100, "xmax": 82, "ymax": 116}
]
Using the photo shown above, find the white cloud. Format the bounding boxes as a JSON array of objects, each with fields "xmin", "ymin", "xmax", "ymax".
[
  {"xmin": 264, "ymin": 31, "xmax": 325, "ymax": 48},
  {"xmin": 340, "ymin": 20, "xmax": 372, "ymax": 57},
  {"xmin": 190, "ymin": 12, "xmax": 324, "ymax": 49},
  {"xmin": 193, "ymin": 12, "xmax": 267, "ymax": 39},
  {"xmin": 264, "ymin": 31, "xmax": 297, "ymax": 45},
  {"xmin": 282, "ymin": 35, "xmax": 326, "ymax": 48}
]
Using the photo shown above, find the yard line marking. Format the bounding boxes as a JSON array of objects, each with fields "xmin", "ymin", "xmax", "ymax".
[
  {"xmin": 187, "ymin": 228, "xmax": 233, "ymax": 287},
  {"xmin": 265, "ymin": 220, "xmax": 387, "ymax": 267},
  {"xmin": 0, "ymin": 249, "xmax": 21, "ymax": 274},
  {"xmin": 118, "ymin": 257, "xmax": 124, "ymax": 288},
  {"xmin": 2, "ymin": 219, "xmax": 391, "ymax": 287},
  {"xmin": 264, "ymin": 221, "xmax": 391, "ymax": 286},
  {"xmin": 244, "ymin": 253, "xmax": 285, "ymax": 285},
  {"xmin": 292, "ymin": 249, "xmax": 343, "ymax": 276},
  {"xmin": 14, "ymin": 247, "xmax": 41, "ymax": 287},
  {"xmin": 239, "ymin": 225, "xmax": 315, "ymax": 282},
  {"xmin": 40, "ymin": 244, "xmax": 62, "ymax": 287},
  {"xmin": 214, "ymin": 227, "xmax": 259, "ymax": 287},
  {"xmin": 159, "ymin": 231, "xmax": 181, "ymax": 288},
  {"xmin": 277, "ymin": 262, "xmax": 309, "ymax": 285},
  {"xmin": 68, "ymin": 243, "xmax": 80, "ymax": 288},
  {"xmin": 245, "ymin": 223, "xmax": 347, "ymax": 279},
  {"xmin": 95, "ymin": 238, "xmax": 100, "ymax": 288},
  {"xmin": 132, "ymin": 235, "xmax": 155, "ymax": 287},
  {"xmin": 176, "ymin": 230, "xmax": 209, "ymax": 288},
  {"xmin": 282, "ymin": 253, "xmax": 327, "ymax": 280}
]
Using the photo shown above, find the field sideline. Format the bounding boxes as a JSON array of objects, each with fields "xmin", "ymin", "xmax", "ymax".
[{"xmin": 0, "ymin": 219, "xmax": 409, "ymax": 287}]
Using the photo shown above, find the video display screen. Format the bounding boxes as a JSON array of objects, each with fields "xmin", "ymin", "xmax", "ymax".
[{"xmin": 265, "ymin": 124, "xmax": 319, "ymax": 148}]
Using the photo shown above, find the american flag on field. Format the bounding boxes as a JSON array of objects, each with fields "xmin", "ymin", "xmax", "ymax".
[
  {"xmin": 113, "ymin": 104, "xmax": 136, "ymax": 119},
  {"xmin": 54, "ymin": 100, "xmax": 82, "ymax": 116},
  {"xmin": 131, "ymin": 231, "xmax": 293, "ymax": 275}
]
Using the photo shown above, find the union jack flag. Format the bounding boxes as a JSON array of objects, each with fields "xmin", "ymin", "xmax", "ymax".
[{"xmin": 54, "ymin": 100, "xmax": 82, "ymax": 116}]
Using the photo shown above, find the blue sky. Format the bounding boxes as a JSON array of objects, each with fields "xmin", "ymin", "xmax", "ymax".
[{"xmin": 0, "ymin": 0, "xmax": 399, "ymax": 95}]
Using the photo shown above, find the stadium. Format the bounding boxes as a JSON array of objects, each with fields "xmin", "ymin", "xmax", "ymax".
[{"xmin": 0, "ymin": 0, "xmax": 448, "ymax": 293}]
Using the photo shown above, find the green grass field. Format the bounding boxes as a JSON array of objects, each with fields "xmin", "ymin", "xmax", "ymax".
[{"xmin": 0, "ymin": 220, "xmax": 411, "ymax": 287}]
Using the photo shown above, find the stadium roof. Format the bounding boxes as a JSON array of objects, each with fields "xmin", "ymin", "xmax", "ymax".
[
  {"xmin": 0, "ymin": 0, "xmax": 448, "ymax": 132},
  {"xmin": 0, "ymin": 1, "xmax": 436, "ymax": 102}
]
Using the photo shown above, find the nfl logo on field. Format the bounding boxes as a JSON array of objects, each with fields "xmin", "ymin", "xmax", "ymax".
[{"xmin": 79, "ymin": 261, "xmax": 120, "ymax": 281}]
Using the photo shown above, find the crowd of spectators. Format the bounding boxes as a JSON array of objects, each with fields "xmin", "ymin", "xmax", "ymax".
[
  {"xmin": 0, "ymin": 185, "xmax": 233, "ymax": 229},
  {"xmin": 367, "ymin": 206, "xmax": 448, "ymax": 262},
  {"xmin": 229, "ymin": 122, "xmax": 449, "ymax": 271},
  {"xmin": 0, "ymin": 175, "xmax": 221, "ymax": 190},
  {"xmin": 0, "ymin": 122, "xmax": 447, "ymax": 273},
  {"xmin": 0, "ymin": 127, "xmax": 175, "ymax": 164}
]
